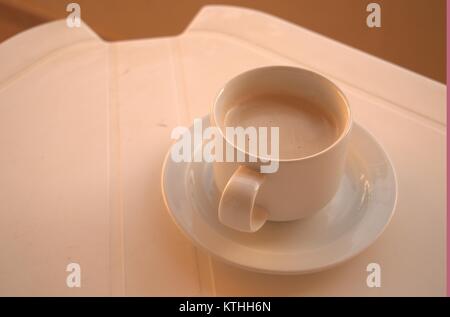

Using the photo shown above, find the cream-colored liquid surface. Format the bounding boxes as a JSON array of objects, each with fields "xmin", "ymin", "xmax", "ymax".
[{"xmin": 224, "ymin": 93, "xmax": 339, "ymax": 159}]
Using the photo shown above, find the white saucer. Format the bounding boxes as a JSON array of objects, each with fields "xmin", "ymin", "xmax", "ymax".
[{"xmin": 161, "ymin": 116, "xmax": 397, "ymax": 274}]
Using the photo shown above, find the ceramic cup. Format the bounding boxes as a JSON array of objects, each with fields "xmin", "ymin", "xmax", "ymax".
[{"xmin": 212, "ymin": 66, "xmax": 352, "ymax": 233}]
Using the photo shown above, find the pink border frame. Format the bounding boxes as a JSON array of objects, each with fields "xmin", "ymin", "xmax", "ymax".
[{"xmin": 447, "ymin": 0, "xmax": 449, "ymax": 298}]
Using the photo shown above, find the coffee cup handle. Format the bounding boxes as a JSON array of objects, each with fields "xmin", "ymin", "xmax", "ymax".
[{"xmin": 218, "ymin": 166, "xmax": 268, "ymax": 233}]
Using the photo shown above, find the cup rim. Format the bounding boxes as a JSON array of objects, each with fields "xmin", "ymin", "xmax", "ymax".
[{"xmin": 211, "ymin": 65, "xmax": 353, "ymax": 163}]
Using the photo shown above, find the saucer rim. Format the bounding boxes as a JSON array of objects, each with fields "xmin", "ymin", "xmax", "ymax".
[{"xmin": 161, "ymin": 117, "xmax": 398, "ymax": 275}]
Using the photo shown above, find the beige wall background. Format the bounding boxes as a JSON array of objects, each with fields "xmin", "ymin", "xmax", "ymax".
[{"xmin": 0, "ymin": 0, "xmax": 446, "ymax": 83}]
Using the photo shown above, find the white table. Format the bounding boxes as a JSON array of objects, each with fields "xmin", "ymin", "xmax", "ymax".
[{"xmin": 0, "ymin": 5, "xmax": 445, "ymax": 296}]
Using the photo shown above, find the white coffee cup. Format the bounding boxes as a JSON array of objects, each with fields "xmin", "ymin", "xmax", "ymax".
[{"xmin": 211, "ymin": 66, "xmax": 352, "ymax": 233}]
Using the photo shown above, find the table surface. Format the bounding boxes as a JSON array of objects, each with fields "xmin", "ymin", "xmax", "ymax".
[{"xmin": 0, "ymin": 5, "xmax": 446, "ymax": 296}]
